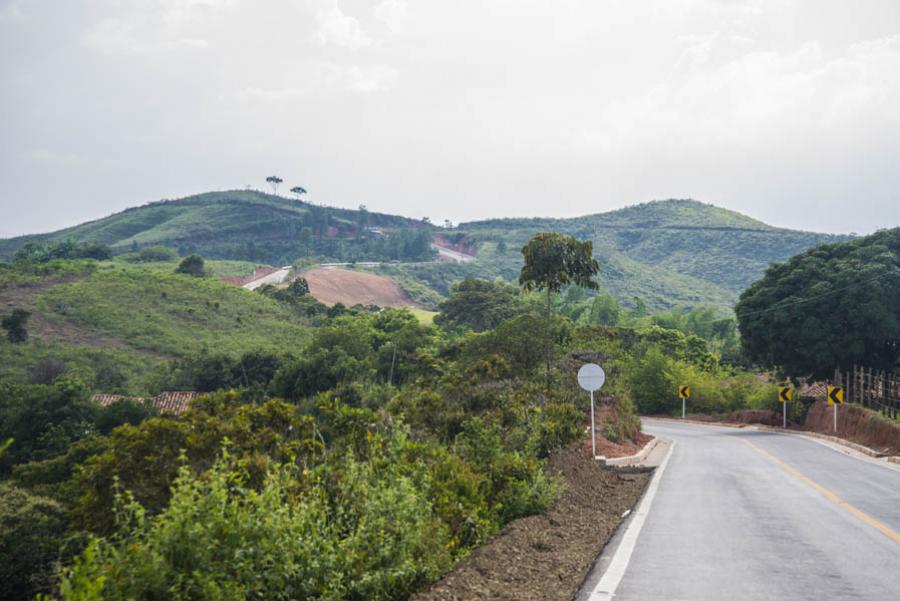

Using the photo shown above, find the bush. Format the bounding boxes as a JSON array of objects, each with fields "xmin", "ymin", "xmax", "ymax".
[
  {"xmin": 137, "ymin": 246, "xmax": 179, "ymax": 262},
  {"xmin": 55, "ymin": 447, "xmax": 452, "ymax": 601},
  {"xmin": 2, "ymin": 308, "xmax": 30, "ymax": 343},
  {"xmin": 174, "ymin": 254, "xmax": 206, "ymax": 277},
  {"xmin": 0, "ymin": 483, "xmax": 67, "ymax": 601}
]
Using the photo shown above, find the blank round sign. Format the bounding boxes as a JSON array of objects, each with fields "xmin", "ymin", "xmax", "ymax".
[{"xmin": 578, "ymin": 363, "xmax": 606, "ymax": 391}]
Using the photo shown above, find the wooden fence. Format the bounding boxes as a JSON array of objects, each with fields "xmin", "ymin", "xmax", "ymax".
[{"xmin": 833, "ymin": 365, "xmax": 900, "ymax": 420}]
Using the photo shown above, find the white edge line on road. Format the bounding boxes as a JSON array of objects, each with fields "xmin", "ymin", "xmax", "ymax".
[{"xmin": 587, "ymin": 439, "xmax": 676, "ymax": 601}]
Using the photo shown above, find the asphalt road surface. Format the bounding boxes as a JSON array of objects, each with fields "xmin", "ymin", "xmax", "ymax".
[{"xmin": 583, "ymin": 420, "xmax": 900, "ymax": 601}]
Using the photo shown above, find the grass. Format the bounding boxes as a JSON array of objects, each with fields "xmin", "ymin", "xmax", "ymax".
[
  {"xmin": 0, "ymin": 260, "xmax": 314, "ymax": 394},
  {"xmin": 37, "ymin": 263, "xmax": 311, "ymax": 358},
  {"xmin": 408, "ymin": 308, "xmax": 438, "ymax": 325}
]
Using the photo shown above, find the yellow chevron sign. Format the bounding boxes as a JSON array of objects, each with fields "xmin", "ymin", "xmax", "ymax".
[
  {"xmin": 679, "ymin": 385, "xmax": 691, "ymax": 400},
  {"xmin": 778, "ymin": 386, "xmax": 793, "ymax": 403},
  {"xmin": 827, "ymin": 386, "xmax": 844, "ymax": 405}
]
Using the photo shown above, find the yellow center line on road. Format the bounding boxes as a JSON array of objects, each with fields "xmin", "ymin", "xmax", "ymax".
[{"xmin": 740, "ymin": 438, "xmax": 900, "ymax": 544}]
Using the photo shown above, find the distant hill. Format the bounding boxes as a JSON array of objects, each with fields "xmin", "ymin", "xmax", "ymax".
[
  {"xmin": 0, "ymin": 191, "xmax": 432, "ymax": 265},
  {"xmin": 379, "ymin": 199, "xmax": 848, "ymax": 311},
  {"xmin": 0, "ymin": 195, "xmax": 848, "ymax": 311}
]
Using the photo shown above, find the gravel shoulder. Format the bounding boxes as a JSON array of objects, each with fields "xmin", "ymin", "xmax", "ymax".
[{"xmin": 414, "ymin": 446, "xmax": 651, "ymax": 601}]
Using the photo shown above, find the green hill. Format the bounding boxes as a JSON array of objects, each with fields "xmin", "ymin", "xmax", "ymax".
[
  {"xmin": 1, "ymin": 195, "xmax": 847, "ymax": 312},
  {"xmin": 402, "ymin": 199, "xmax": 847, "ymax": 311},
  {"xmin": 0, "ymin": 259, "xmax": 312, "ymax": 395},
  {"xmin": 0, "ymin": 191, "xmax": 432, "ymax": 265}
]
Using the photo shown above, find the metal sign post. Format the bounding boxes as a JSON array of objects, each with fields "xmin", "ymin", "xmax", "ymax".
[
  {"xmin": 827, "ymin": 386, "xmax": 844, "ymax": 433},
  {"xmin": 578, "ymin": 363, "xmax": 606, "ymax": 459},
  {"xmin": 679, "ymin": 386, "xmax": 691, "ymax": 419},
  {"xmin": 778, "ymin": 386, "xmax": 793, "ymax": 428}
]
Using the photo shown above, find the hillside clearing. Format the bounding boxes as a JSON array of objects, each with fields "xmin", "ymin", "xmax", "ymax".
[{"xmin": 301, "ymin": 267, "xmax": 422, "ymax": 309}]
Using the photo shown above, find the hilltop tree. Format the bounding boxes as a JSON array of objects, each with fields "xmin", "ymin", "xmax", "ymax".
[
  {"xmin": 2, "ymin": 309, "xmax": 30, "ymax": 343},
  {"xmin": 736, "ymin": 228, "xmax": 900, "ymax": 379},
  {"xmin": 290, "ymin": 186, "xmax": 307, "ymax": 201},
  {"xmin": 356, "ymin": 204, "xmax": 369, "ymax": 239},
  {"xmin": 266, "ymin": 175, "xmax": 283, "ymax": 195},
  {"xmin": 519, "ymin": 233, "xmax": 599, "ymax": 318}
]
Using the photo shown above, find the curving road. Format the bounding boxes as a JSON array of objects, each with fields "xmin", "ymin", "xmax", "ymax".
[{"xmin": 580, "ymin": 420, "xmax": 900, "ymax": 601}]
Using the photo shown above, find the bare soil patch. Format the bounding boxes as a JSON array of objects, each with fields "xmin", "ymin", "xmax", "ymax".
[
  {"xmin": 301, "ymin": 267, "xmax": 420, "ymax": 308},
  {"xmin": 414, "ymin": 446, "xmax": 650, "ymax": 601},
  {"xmin": 804, "ymin": 401, "xmax": 900, "ymax": 454}
]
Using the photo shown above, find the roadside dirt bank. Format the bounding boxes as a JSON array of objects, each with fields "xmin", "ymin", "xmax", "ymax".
[
  {"xmin": 414, "ymin": 446, "xmax": 651, "ymax": 601},
  {"xmin": 655, "ymin": 402, "xmax": 900, "ymax": 456}
]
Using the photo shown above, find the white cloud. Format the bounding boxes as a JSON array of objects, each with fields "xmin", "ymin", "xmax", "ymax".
[
  {"xmin": 237, "ymin": 62, "xmax": 398, "ymax": 100},
  {"xmin": 375, "ymin": 0, "xmax": 409, "ymax": 35},
  {"xmin": 314, "ymin": 0, "xmax": 371, "ymax": 49},
  {"xmin": 81, "ymin": 0, "xmax": 237, "ymax": 53}
]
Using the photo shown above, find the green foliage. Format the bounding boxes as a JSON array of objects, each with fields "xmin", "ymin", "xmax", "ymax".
[
  {"xmin": 55, "ymin": 443, "xmax": 452, "ymax": 601},
  {"xmin": 2, "ymin": 308, "xmax": 30, "ymax": 342},
  {"xmin": 37, "ymin": 264, "xmax": 311, "ymax": 359},
  {"xmin": 0, "ymin": 191, "xmax": 433, "ymax": 265},
  {"xmin": 134, "ymin": 246, "xmax": 179, "ymax": 262},
  {"xmin": 174, "ymin": 254, "xmax": 206, "ymax": 277},
  {"xmin": 0, "ymin": 482, "xmax": 67, "ymax": 600},
  {"xmin": 14, "ymin": 240, "xmax": 112, "ymax": 263},
  {"xmin": 435, "ymin": 278, "xmax": 525, "ymax": 332},
  {"xmin": 519, "ymin": 233, "xmax": 599, "ymax": 315},
  {"xmin": 737, "ymin": 228, "xmax": 900, "ymax": 379}
]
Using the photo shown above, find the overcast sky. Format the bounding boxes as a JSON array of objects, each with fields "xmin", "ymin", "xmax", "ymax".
[{"xmin": 2, "ymin": 0, "xmax": 899, "ymax": 237}]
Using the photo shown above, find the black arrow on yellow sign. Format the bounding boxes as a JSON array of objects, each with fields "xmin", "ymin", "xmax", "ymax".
[
  {"xmin": 827, "ymin": 386, "xmax": 844, "ymax": 405},
  {"xmin": 679, "ymin": 385, "xmax": 691, "ymax": 400},
  {"xmin": 778, "ymin": 386, "xmax": 793, "ymax": 402}
]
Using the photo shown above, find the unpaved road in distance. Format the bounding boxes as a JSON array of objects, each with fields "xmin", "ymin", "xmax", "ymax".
[
  {"xmin": 242, "ymin": 267, "xmax": 291, "ymax": 290},
  {"xmin": 580, "ymin": 420, "xmax": 900, "ymax": 601}
]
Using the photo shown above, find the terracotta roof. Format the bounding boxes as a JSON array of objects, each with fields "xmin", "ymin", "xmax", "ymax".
[
  {"xmin": 798, "ymin": 382, "xmax": 827, "ymax": 399},
  {"xmin": 91, "ymin": 394, "xmax": 145, "ymax": 407},
  {"xmin": 151, "ymin": 391, "xmax": 200, "ymax": 415},
  {"xmin": 91, "ymin": 391, "xmax": 200, "ymax": 416}
]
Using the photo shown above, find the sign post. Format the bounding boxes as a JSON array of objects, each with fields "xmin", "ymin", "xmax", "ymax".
[
  {"xmin": 827, "ymin": 386, "xmax": 844, "ymax": 433},
  {"xmin": 679, "ymin": 385, "xmax": 691, "ymax": 419},
  {"xmin": 578, "ymin": 363, "xmax": 606, "ymax": 459},
  {"xmin": 778, "ymin": 386, "xmax": 793, "ymax": 428}
]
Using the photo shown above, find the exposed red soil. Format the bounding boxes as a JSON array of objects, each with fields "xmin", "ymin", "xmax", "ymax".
[
  {"xmin": 584, "ymin": 432, "xmax": 654, "ymax": 459},
  {"xmin": 414, "ymin": 446, "xmax": 650, "ymax": 601},
  {"xmin": 431, "ymin": 235, "xmax": 478, "ymax": 257},
  {"xmin": 301, "ymin": 267, "xmax": 420, "ymax": 308},
  {"xmin": 220, "ymin": 266, "xmax": 277, "ymax": 286},
  {"xmin": 804, "ymin": 401, "xmax": 900, "ymax": 454}
]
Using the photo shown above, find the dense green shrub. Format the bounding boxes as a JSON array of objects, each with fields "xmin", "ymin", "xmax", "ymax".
[{"xmin": 0, "ymin": 483, "xmax": 67, "ymax": 600}]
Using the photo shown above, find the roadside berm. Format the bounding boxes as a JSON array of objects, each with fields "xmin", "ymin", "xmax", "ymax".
[{"xmin": 414, "ymin": 443, "xmax": 653, "ymax": 600}]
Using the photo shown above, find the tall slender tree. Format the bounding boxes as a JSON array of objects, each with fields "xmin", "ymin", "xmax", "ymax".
[
  {"xmin": 290, "ymin": 186, "xmax": 307, "ymax": 201},
  {"xmin": 266, "ymin": 176, "xmax": 283, "ymax": 195}
]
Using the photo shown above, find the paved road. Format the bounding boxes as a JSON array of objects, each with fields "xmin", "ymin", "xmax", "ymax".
[
  {"xmin": 431, "ymin": 243, "xmax": 475, "ymax": 262},
  {"xmin": 588, "ymin": 420, "xmax": 900, "ymax": 601}
]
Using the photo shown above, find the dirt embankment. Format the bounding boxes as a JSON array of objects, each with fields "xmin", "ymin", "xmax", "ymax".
[
  {"xmin": 301, "ymin": 267, "xmax": 421, "ymax": 309},
  {"xmin": 414, "ymin": 447, "xmax": 650, "ymax": 601},
  {"xmin": 804, "ymin": 401, "xmax": 900, "ymax": 454}
]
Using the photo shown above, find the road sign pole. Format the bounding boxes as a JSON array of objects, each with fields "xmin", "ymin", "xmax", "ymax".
[
  {"xmin": 834, "ymin": 403, "xmax": 837, "ymax": 433},
  {"xmin": 784, "ymin": 401, "xmax": 787, "ymax": 428},
  {"xmin": 682, "ymin": 396, "xmax": 685, "ymax": 419},
  {"xmin": 590, "ymin": 390, "xmax": 596, "ymax": 459}
]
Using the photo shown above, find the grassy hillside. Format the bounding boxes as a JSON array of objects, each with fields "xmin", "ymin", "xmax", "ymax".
[
  {"xmin": 423, "ymin": 199, "xmax": 847, "ymax": 310},
  {"xmin": 1, "ymin": 195, "xmax": 847, "ymax": 312},
  {"xmin": 0, "ymin": 191, "xmax": 431, "ymax": 265},
  {"xmin": 0, "ymin": 259, "xmax": 311, "ymax": 394}
]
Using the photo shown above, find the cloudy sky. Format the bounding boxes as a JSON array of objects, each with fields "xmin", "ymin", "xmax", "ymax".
[{"xmin": 1, "ymin": 0, "xmax": 899, "ymax": 237}]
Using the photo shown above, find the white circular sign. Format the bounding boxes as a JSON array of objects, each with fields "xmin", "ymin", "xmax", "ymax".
[{"xmin": 577, "ymin": 363, "xmax": 606, "ymax": 392}]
